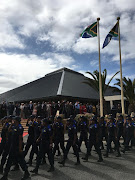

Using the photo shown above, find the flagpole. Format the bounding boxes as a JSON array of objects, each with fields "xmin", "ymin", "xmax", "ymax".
[
  {"xmin": 117, "ymin": 17, "xmax": 125, "ymax": 115},
  {"xmin": 97, "ymin": 18, "xmax": 103, "ymax": 117}
]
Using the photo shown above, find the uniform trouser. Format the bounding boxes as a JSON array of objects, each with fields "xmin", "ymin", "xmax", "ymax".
[
  {"xmin": 87, "ymin": 138, "xmax": 102, "ymax": 159},
  {"xmin": 1, "ymin": 143, "xmax": 10, "ymax": 168},
  {"xmin": 4, "ymin": 147, "xmax": 28, "ymax": 176},
  {"xmin": 53, "ymin": 138, "xmax": 65, "ymax": 155},
  {"xmin": 106, "ymin": 136, "xmax": 120, "ymax": 155},
  {"xmin": 29, "ymin": 140, "xmax": 39, "ymax": 161},
  {"xmin": 64, "ymin": 140, "xmax": 80, "ymax": 161},
  {"xmin": 117, "ymin": 131, "xmax": 125, "ymax": 146},
  {"xmin": 36, "ymin": 142, "xmax": 54, "ymax": 170},
  {"xmin": 99, "ymin": 133, "xmax": 108, "ymax": 148},
  {"xmin": 124, "ymin": 135, "xmax": 133, "ymax": 150},
  {"xmin": 24, "ymin": 135, "xmax": 34, "ymax": 157},
  {"xmin": 0, "ymin": 141, "xmax": 6, "ymax": 156},
  {"xmin": 78, "ymin": 134, "xmax": 88, "ymax": 149}
]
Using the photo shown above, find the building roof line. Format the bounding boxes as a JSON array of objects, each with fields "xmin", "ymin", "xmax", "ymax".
[{"xmin": 57, "ymin": 69, "xmax": 65, "ymax": 95}]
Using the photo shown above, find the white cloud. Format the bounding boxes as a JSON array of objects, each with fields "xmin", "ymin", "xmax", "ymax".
[
  {"xmin": 0, "ymin": 0, "xmax": 135, "ymax": 59},
  {"xmin": 0, "ymin": 52, "xmax": 75, "ymax": 93}
]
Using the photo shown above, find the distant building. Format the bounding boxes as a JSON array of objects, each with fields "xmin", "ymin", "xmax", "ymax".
[{"xmin": 0, "ymin": 67, "xmax": 121, "ymax": 109}]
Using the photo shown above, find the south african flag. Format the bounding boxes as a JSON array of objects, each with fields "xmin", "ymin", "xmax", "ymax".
[
  {"xmin": 80, "ymin": 22, "xmax": 97, "ymax": 38},
  {"xmin": 102, "ymin": 22, "xmax": 118, "ymax": 48}
]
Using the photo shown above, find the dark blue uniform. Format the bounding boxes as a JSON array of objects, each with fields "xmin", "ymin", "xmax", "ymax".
[
  {"xmin": 24, "ymin": 121, "xmax": 35, "ymax": 158},
  {"xmin": 86, "ymin": 123, "xmax": 103, "ymax": 161},
  {"xmin": 29, "ymin": 121, "xmax": 41, "ymax": 162},
  {"xmin": 32, "ymin": 124, "xmax": 54, "ymax": 173},
  {"xmin": 53, "ymin": 122, "xmax": 65, "ymax": 155},
  {"xmin": 78, "ymin": 120, "xmax": 88, "ymax": 151},
  {"xmin": 123, "ymin": 122, "xmax": 135, "ymax": 152},
  {"xmin": 117, "ymin": 119, "xmax": 124, "ymax": 146},
  {"xmin": 62, "ymin": 123, "xmax": 80, "ymax": 165},
  {"xmin": 2, "ymin": 123, "xmax": 29, "ymax": 179},
  {"xmin": 0, "ymin": 122, "xmax": 10, "ymax": 173},
  {"xmin": 0, "ymin": 122, "xmax": 9, "ymax": 156},
  {"xmin": 98, "ymin": 121, "xmax": 107, "ymax": 149},
  {"xmin": 105, "ymin": 122, "xmax": 121, "ymax": 157}
]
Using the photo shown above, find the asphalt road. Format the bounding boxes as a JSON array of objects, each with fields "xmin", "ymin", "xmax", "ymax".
[{"xmin": 0, "ymin": 135, "xmax": 135, "ymax": 180}]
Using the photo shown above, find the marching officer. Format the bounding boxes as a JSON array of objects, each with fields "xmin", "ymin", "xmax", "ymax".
[
  {"xmin": 78, "ymin": 116, "xmax": 88, "ymax": 152},
  {"xmin": 116, "ymin": 115, "xmax": 125, "ymax": 147},
  {"xmin": 122, "ymin": 116, "xmax": 135, "ymax": 153},
  {"xmin": 24, "ymin": 115, "xmax": 35, "ymax": 163},
  {"xmin": 98, "ymin": 116, "xmax": 107, "ymax": 150},
  {"xmin": 0, "ymin": 116, "xmax": 30, "ymax": 180},
  {"xmin": 59, "ymin": 117, "xmax": 80, "ymax": 166},
  {"xmin": 0, "ymin": 116, "xmax": 13, "ymax": 174},
  {"xmin": 31, "ymin": 118, "xmax": 54, "ymax": 173},
  {"xmin": 53, "ymin": 116, "xmax": 65, "ymax": 156},
  {"xmin": 104, "ymin": 116, "xmax": 121, "ymax": 157},
  {"xmin": 27, "ymin": 116, "xmax": 42, "ymax": 165},
  {"xmin": 83, "ymin": 117, "xmax": 103, "ymax": 162},
  {"xmin": 0, "ymin": 117, "xmax": 8, "ymax": 156}
]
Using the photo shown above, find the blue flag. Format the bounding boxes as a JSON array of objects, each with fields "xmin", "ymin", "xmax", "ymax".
[{"xmin": 103, "ymin": 22, "xmax": 118, "ymax": 48}]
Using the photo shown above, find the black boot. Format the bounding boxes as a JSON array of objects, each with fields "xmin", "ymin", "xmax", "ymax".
[
  {"xmin": 11, "ymin": 164, "xmax": 20, "ymax": 171},
  {"xmin": 0, "ymin": 165, "xmax": 3, "ymax": 174},
  {"xmin": 0, "ymin": 172, "xmax": 8, "ymax": 180},
  {"xmin": 47, "ymin": 166, "xmax": 54, "ymax": 172},
  {"xmin": 103, "ymin": 153, "xmax": 108, "ymax": 158},
  {"xmin": 30, "ymin": 168, "xmax": 38, "ymax": 174},
  {"xmin": 41, "ymin": 159, "xmax": 46, "ymax": 165},
  {"xmin": 58, "ymin": 160, "xmax": 65, "ymax": 166},
  {"xmin": 26, "ymin": 160, "xmax": 32, "ymax": 166},
  {"xmin": 75, "ymin": 159, "xmax": 80, "ymax": 165},
  {"xmin": 97, "ymin": 157, "xmax": 103, "ymax": 162},
  {"xmin": 21, "ymin": 170, "xmax": 30, "ymax": 180},
  {"xmin": 116, "ymin": 152, "xmax": 121, "ymax": 157},
  {"xmin": 82, "ymin": 154, "xmax": 88, "ymax": 161}
]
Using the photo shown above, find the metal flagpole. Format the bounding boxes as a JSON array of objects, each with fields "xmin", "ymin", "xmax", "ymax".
[
  {"xmin": 117, "ymin": 17, "xmax": 125, "ymax": 115},
  {"xmin": 97, "ymin": 18, "xmax": 103, "ymax": 117}
]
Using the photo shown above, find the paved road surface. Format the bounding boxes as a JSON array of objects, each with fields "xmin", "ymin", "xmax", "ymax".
[{"xmin": 0, "ymin": 135, "xmax": 135, "ymax": 180}]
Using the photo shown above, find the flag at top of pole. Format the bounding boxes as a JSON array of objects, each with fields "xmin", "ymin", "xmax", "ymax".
[
  {"xmin": 80, "ymin": 22, "xmax": 97, "ymax": 38},
  {"xmin": 102, "ymin": 22, "xmax": 118, "ymax": 48},
  {"xmin": 80, "ymin": 19, "xmax": 104, "ymax": 117}
]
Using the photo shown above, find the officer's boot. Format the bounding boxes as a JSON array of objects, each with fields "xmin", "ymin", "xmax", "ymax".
[
  {"xmin": 47, "ymin": 165, "xmax": 55, "ymax": 172},
  {"xmin": 58, "ymin": 159, "xmax": 65, "ymax": 166},
  {"xmin": 26, "ymin": 159, "xmax": 32, "ymax": 166},
  {"xmin": 11, "ymin": 164, "xmax": 19, "ymax": 171},
  {"xmin": 41, "ymin": 158, "xmax": 46, "ymax": 165},
  {"xmin": 0, "ymin": 165, "xmax": 3, "ymax": 174},
  {"xmin": 75, "ymin": 157, "xmax": 80, "ymax": 165},
  {"xmin": 103, "ymin": 151, "xmax": 108, "ymax": 158},
  {"xmin": 116, "ymin": 148, "xmax": 121, "ymax": 157},
  {"xmin": 21, "ymin": 170, "xmax": 30, "ymax": 180},
  {"xmin": 30, "ymin": 167, "xmax": 38, "ymax": 174},
  {"xmin": 0, "ymin": 171, "xmax": 8, "ymax": 180},
  {"xmin": 82, "ymin": 154, "xmax": 88, "ymax": 161},
  {"xmin": 97, "ymin": 154, "xmax": 103, "ymax": 162}
]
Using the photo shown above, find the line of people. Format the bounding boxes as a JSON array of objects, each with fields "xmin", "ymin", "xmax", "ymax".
[{"xmin": 0, "ymin": 114, "xmax": 135, "ymax": 180}]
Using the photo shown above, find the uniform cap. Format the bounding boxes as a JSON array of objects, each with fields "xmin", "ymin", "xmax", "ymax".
[
  {"xmin": 1, "ymin": 116, "xmax": 8, "ymax": 121},
  {"xmin": 67, "ymin": 118, "xmax": 73, "ymax": 122},
  {"xmin": 42, "ymin": 118, "xmax": 48, "ymax": 123},
  {"xmin": 57, "ymin": 116, "xmax": 62, "ymax": 120},
  {"xmin": 29, "ymin": 115, "xmax": 35, "ymax": 119},
  {"xmin": 13, "ymin": 116, "xmax": 21, "ymax": 122},
  {"xmin": 100, "ymin": 116, "xmax": 104, "ymax": 120},
  {"xmin": 37, "ymin": 116, "xmax": 42, "ymax": 119}
]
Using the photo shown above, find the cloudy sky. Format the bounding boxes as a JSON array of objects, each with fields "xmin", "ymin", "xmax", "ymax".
[{"xmin": 0, "ymin": 0, "xmax": 135, "ymax": 94}]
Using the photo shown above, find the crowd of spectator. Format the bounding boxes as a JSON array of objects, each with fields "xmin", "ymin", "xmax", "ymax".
[{"xmin": 0, "ymin": 100, "xmax": 98, "ymax": 119}]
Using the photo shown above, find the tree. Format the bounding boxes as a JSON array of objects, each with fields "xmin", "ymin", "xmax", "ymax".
[
  {"xmin": 83, "ymin": 69, "xmax": 120, "ymax": 99},
  {"xmin": 83, "ymin": 69, "xmax": 120, "ymax": 115},
  {"xmin": 114, "ymin": 77, "xmax": 135, "ymax": 114}
]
